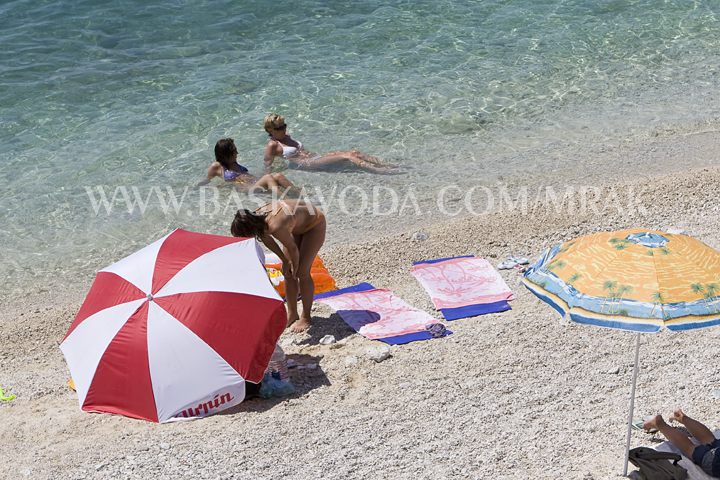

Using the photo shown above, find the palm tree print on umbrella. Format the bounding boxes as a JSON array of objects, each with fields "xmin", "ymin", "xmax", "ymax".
[
  {"xmin": 692, "ymin": 283, "xmax": 719, "ymax": 313},
  {"xmin": 609, "ymin": 238, "xmax": 631, "ymax": 250},
  {"xmin": 558, "ymin": 240, "xmax": 576, "ymax": 254},
  {"xmin": 650, "ymin": 292, "xmax": 666, "ymax": 318},
  {"xmin": 546, "ymin": 260, "xmax": 566, "ymax": 271},
  {"xmin": 691, "ymin": 283, "xmax": 705, "ymax": 295},
  {"xmin": 567, "ymin": 273, "xmax": 582, "ymax": 285},
  {"xmin": 601, "ymin": 281, "xmax": 634, "ymax": 314}
]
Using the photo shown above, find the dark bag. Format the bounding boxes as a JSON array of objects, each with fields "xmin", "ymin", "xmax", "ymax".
[{"xmin": 628, "ymin": 447, "xmax": 688, "ymax": 480}]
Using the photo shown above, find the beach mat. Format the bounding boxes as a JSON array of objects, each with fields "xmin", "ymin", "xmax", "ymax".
[
  {"xmin": 411, "ymin": 255, "xmax": 514, "ymax": 320},
  {"xmin": 315, "ymin": 283, "xmax": 451, "ymax": 345},
  {"xmin": 652, "ymin": 430, "xmax": 720, "ymax": 480}
]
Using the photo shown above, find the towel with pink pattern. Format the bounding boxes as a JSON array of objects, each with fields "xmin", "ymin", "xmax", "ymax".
[
  {"xmin": 315, "ymin": 283, "xmax": 451, "ymax": 345},
  {"xmin": 411, "ymin": 255, "xmax": 514, "ymax": 320}
]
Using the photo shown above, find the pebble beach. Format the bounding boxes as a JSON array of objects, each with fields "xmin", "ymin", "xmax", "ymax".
[{"xmin": 2, "ymin": 128, "xmax": 720, "ymax": 479}]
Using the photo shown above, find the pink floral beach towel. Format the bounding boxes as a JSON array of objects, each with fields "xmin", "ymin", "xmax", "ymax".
[
  {"xmin": 410, "ymin": 255, "xmax": 514, "ymax": 320},
  {"xmin": 315, "ymin": 283, "xmax": 450, "ymax": 345}
]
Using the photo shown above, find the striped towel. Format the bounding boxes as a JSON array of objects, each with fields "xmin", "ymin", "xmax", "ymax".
[
  {"xmin": 411, "ymin": 255, "xmax": 514, "ymax": 320},
  {"xmin": 315, "ymin": 283, "xmax": 450, "ymax": 345}
]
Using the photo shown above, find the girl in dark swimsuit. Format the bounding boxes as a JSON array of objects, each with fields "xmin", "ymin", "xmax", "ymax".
[{"xmin": 201, "ymin": 138, "xmax": 295, "ymax": 193}]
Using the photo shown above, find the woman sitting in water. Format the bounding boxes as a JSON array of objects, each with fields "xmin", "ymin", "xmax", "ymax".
[
  {"xmin": 231, "ymin": 199, "xmax": 326, "ymax": 333},
  {"xmin": 263, "ymin": 113, "xmax": 399, "ymax": 174},
  {"xmin": 201, "ymin": 138, "xmax": 296, "ymax": 193}
]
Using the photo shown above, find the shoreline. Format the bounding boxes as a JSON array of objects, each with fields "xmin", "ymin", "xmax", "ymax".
[
  {"xmin": 2, "ymin": 155, "xmax": 720, "ymax": 478},
  {"xmin": 6, "ymin": 123, "xmax": 720, "ymax": 299}
]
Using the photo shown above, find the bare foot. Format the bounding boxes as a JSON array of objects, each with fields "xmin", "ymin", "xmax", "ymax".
[
  {"xmin": 644, "ymin": 414, "xmax": 666, "ymax": 432},
  {"xmin": 286, "ymin": 314, "xmax": 299, "ymax": 328},
  {"xmin": 670, "ymin": 408, "xmax": 686, "ymax": 424},
  {"xmin": 367, "ymin": 164, "xmax": 405, "ymax": 175},
  {"xmin": 289, "ymin": 317, "xmax": 311, "ymax": 333},
  {"xmin": 357, "ymin": 153, "xmax": 395, "ymax": 167}
]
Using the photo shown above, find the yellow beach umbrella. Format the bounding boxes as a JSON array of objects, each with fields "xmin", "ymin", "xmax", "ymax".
[{"xmin": 523, "ymin": 228, "xmax": 720, "ymax": 475}]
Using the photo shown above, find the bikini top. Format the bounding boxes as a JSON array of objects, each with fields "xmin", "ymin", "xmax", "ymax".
[
  {"xmin": 223, "ymin": 164, "xmax": 249, "ymax": 182},
  {"xmin": 277, "ymin": 136, "xmax": 303, "ymax": 158},
  {"xmin": 255, "ymin": 201, "xmax": 289, "ymax": 217}
]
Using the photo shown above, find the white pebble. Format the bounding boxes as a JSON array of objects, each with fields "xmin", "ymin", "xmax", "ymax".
[
  {"xmin": 366, "ymin": 345, "xmax": 392, "ymax": 363},
  {"xmin": 412, "ymin": 232, "xmax": 429, "ymax": 241}
]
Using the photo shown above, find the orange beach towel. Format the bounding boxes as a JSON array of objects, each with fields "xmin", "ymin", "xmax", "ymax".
[{"xmin": 265, "ymin": 256, "xmax": 337, "ymax": 298}]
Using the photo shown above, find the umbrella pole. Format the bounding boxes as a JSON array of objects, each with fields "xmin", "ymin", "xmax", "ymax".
[{"xmin": 622, "ymin": 332, "xmax": 641, "ymax": 477}]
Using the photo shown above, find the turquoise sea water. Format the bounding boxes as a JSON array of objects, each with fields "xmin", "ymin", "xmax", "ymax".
[{"xmin": 2, "ymin": 0, "xmax": 720, "ymax": 293}]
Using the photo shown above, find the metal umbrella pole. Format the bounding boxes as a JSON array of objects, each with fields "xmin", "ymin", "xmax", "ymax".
[{"xmin": 622, "ymin": 333, "xmax": 642, "ymax": 477}]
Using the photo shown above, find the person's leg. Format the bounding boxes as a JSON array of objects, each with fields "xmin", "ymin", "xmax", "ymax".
[
  {"xmin": 645, "ymin": 415, "xmax": 697, "ymax": 459},
  {"xmin": 671, "ymin": 408, "xmax": 717, "ymax": 445},
  {"xmin": 346, "ymin": 153, "xmax": 400, "ymax": 174},
  {"xmin": 294, "ymin": 152, "xmax": 399, "ymax": 174},
  {"xmin": 289, "ymin": 218, "xmax": 326, "ymax": 333},
  {"xmin": 250, "ymin": 174, "xmax": 280, "ymax": 193},
  {"xmin": 352, "ymin": 150, "xmax": 399, "ymax": 168},
  {"xmin": 283, "ymin": 259, "xmax": 300, "ymax": 326},
  {"xmin": 271, "ymin": 173, "xmax": 294, "ymax": 189},
  {"xmin": 292, "ymin": 153, "xmax": 351, "ymax": 170},
  {"xmin": 270, "ymin": 173, "xmax": 299, "ymax": 197}
]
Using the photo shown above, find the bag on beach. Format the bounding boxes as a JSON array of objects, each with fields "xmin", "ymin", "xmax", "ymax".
[{"xmin": 628, "ymin": 447, "xmax": 688, "ymax": 480}]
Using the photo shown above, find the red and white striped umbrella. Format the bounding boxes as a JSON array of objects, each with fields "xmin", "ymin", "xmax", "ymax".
[{"xmin": 60, "ymin": 229, "xmax": 286, "ymax": 423}]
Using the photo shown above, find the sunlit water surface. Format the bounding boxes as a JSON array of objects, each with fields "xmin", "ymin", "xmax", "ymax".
[{"xmin": 2, "ymin": 0, "xmax": 720, "ymax": 293}]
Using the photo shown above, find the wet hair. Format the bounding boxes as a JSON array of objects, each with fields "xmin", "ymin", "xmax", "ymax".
[
  {"xmin": 214, "ymin": 138, "xmax": 238, "ymax": 169},
  {"xmin": 263, "ymin": 113, "xmax": 286, "ymax": 133},
  {"xmin": 231, "ymin": 209, "xmax": 268, "ymax": 238}
]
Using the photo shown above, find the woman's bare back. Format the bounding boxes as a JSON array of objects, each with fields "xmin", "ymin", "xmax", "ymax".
[{"xmin": 257, "ymin": 199, "xmax": 324, "ymax": 235}]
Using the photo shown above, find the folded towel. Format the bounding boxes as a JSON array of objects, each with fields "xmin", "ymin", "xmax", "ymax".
[
  {"xmin": 411, "ymin": 255, "xmax": 514, "ymax": 320},
  {"xmin": 315, "ymin": 283, "xmax": 451, "ymax": 345}
]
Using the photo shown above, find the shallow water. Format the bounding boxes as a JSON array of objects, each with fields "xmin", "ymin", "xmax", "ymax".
[{"xmin": 2, "ymin": 0, "xmax": 720, "ymax": 293}]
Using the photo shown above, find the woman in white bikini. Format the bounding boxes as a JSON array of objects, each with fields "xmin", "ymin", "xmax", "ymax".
[
  {"xmin": 263, "ymin": 113, "xmax": 400, "ymax": 174},
  {"xmin": 231, "ymin": 199, "xmax": 326, "ymax": 333}
]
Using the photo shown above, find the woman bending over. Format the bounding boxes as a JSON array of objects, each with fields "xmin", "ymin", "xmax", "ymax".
[{"xmin": 231, "ymin": 199, "xmax": 326, "ymax": 332}]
